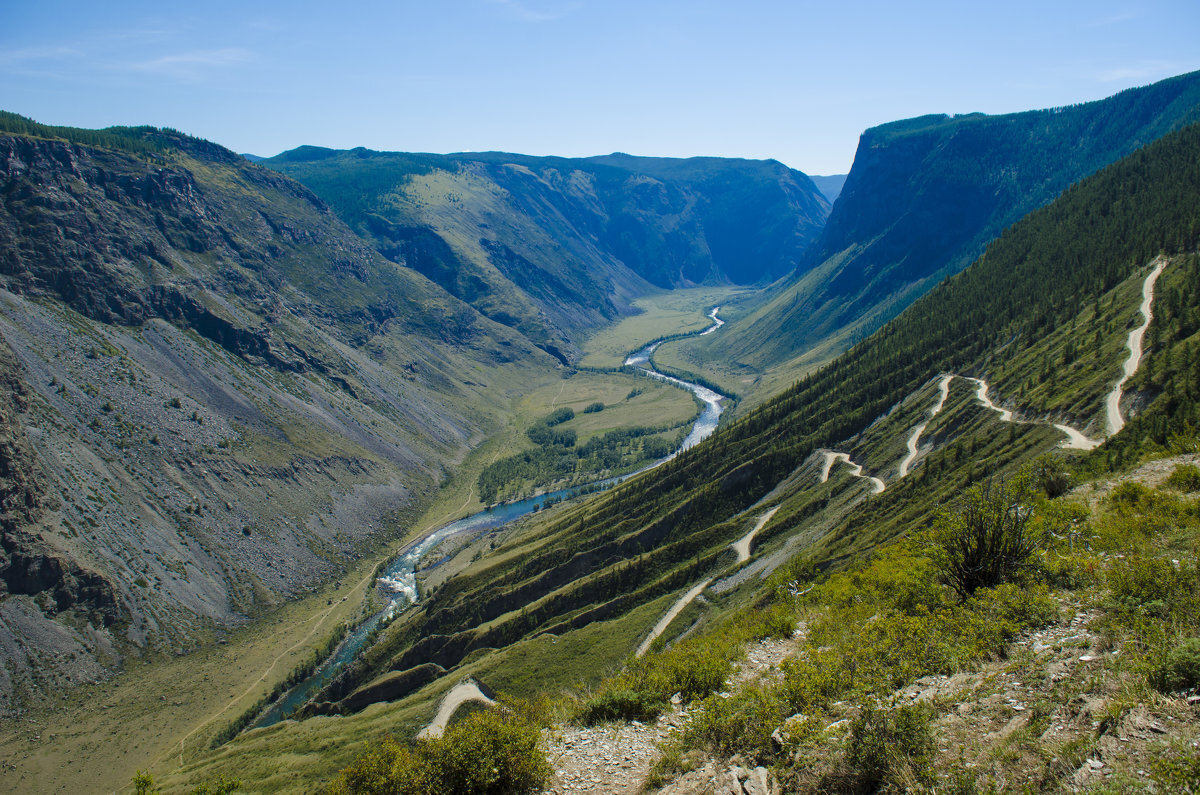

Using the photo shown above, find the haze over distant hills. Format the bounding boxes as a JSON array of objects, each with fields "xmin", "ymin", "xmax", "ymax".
[
  {"xmin": 263, "ymin": 148, "xmax": 830, "ymax": 361},
  {"xmin": 807, "ymin": 174, "xmax": 847, "ymax": 203}
]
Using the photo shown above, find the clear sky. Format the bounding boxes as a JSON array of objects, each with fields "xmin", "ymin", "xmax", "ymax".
[{"xmin": 3, "ymin": 0, "xmax": 1199, "ymax": 175}]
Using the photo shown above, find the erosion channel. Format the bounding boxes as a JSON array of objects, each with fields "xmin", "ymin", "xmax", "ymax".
[{"xmin": 251, "ymin": 307, "xmax": 731, "ymax": 728}]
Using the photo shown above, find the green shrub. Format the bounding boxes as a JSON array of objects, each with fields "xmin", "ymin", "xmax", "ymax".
[
  {"xmin": 739, "ymin": 602, "xmax": 796, "ymax": 639},
  {"xmin": 327, "ymin": 703, "xmax": 550, "ymax": 795},
  {"xmin": 965, "ymin": 582, "xmax": 1057, "ymax": 645},
  {"xmin": 781, "ymin": 648, "xmax": 850, "ymax": 711},
  {"xmin": 576, "ymin": 689, "xmax": 664, "ymax": 725},
  {"xmin": 1107, "ymin": 555, "xmax": 1195, "ymax": 606},
  {"xmin": 190, "ymin": 778, "xmax": 243, "ymax": 795},
  {"xmin": 785, "ymin": 580, "xmax": 1052, "ymax": 714},
  {"xmin": 544, "ymin": 407, "xmax": 574, "ymax": 426},
  {"xmin": 131, "ymin": 771, "xmax": 241, "ymax": 794},
  {"xmin": 683, "ymin": 685, "xmax": 784, "ymax": 760},
  {"xmin": 843, "ymin": 702, "xmax": 935, "ymax": 793},
  {"xmin": 1166, "ymin": 463, "xmax": 1200, "ymax": 492},
  {"xmin": 1150, "ymin": 740, "xmax": 1200, "ymax": 792},
  {"xmin": 806, "ymin": 545, "xmax": 944, "ymax": 615},
  {"xmin": 929, "ymin": 476, "xmax": 1046, "ymax": 598},
  {"xmin": 1152, "ymin": 637, "xmax": 1200, "ymax": 693},
  {"xmin": 1039, "ymin": 551, "xmax": 1100, "ymax": 590},
  {"xmin": 582, "ymin": 402, "xmax": 605, "ymax": 414},
  {"xmin": 650, "ymin": 638, "xmax": 735, "ymax": 701},
  {"xmin": 430, "ymin": 708, "xmax": 551, "ymax": 794},
  {"xmin": 1108, "ymin": 481, "xmax": 1154, "ymax": 508},
  {"xmin": 1031, "ymin": 454, "xmax": 1073, "ymax": 497},
  {"xmin": 591, "ymin": 603, "xmax": 796, "ymax": 724}
]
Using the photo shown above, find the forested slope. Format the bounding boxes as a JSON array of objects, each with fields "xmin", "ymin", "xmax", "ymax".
[
  {"xmin": 315, "ymin": 122, "xmax": 1200, "ymax": 718},
  {"xmin": 696, "ymin": 70, "xmax": 1200, "ymax": 379}
]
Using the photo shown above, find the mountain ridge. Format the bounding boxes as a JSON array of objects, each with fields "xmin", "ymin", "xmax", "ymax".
[
  {"xmin": 685, "ymin": 70, "xmax": 1200, "ymax": 390},
  {"xmin": 262, "ymin": 147, "xmax": 830, "ymax": 358},
  {"xmin": 0, "ymin": 120, "xmax": 562, "ymax": 715},
  {"xmin": 296, "ymin": 118, "xmax": 1200, "ymax": 728}
]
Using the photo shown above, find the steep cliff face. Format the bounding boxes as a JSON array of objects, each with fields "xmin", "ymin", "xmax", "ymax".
[
  {"xmin": 0, "ymin": 126, "xmax": 555, "ymax": 713},
  {"xmin": 704, "ymin": 70, "xmax": 1200, "ymax": 375},
  {"xmin": 265, "ymin": 148, "xmax": 829, "ymax": 355}
]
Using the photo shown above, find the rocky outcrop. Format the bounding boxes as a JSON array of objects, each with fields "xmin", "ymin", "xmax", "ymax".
[
  {"xmin": 0, "ymin": 335, "xmax": 123, "ymax": 619},
  {"xmin": 0, "ymin": 123, "xmax": 555, "ymax": 713},
  {"xmin": 0, "ymin": 537, "xmax": 122, "ymax": 625},
  {"xmin": 327, "ymin": 662, "xmax": 447, "ymax": 715}
]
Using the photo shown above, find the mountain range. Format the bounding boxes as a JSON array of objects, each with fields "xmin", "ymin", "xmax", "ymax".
[
  {"xmin": 262, "ymin": 148, "xmax": 831, "ymax": 362},
  {"xmin": 674, "ymin": 69, "xmax": 1200, "ymax": 399},
  {"xmin": 1, "ymin": 70, "xmax": 1199, "ymax": 793}
]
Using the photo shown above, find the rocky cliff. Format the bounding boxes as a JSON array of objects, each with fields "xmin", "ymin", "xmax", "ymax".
[
  {"xmin": 0, "ymin": 123, "xmax": 556, "ymax": 713},
  {"xmin": 703, "ymin": 70, "xmax": 1200, "ymax": 375}
]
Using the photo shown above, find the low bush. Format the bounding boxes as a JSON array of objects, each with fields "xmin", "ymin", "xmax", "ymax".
[
  {"xmin": 803, "ymin": 544, "xmax": 944, "ymax": 615},
  {"xmin": 790, "ymin": 582, "xmax": 1053, "ymax": 707},
  {"xmin": 780, "ymin": 648, "xmax": 848, "ymax": 711},
  {"xmin": 1107, "ymin": 555, "xmax": 1196, "ymax": 607},
  {"xmin": 928, "ymin": 475, "xmax": 1046, "ymax": 598},
  {"xmin": 682, "ymin": 685, "xmax": 784, "ymax": 761},
  {"xmin": 544, "ymin": 407, "xmax": 575, "ymax": 426},
  {"xmin": 1108, "ymin": 480, "xmax": 1155, "ymax": 508},
  {"xmin": 582, "ymin": 603, "xmax": 795, "ymax": 735},
  {"xmin": 326, "ymin": 701, "xmax": 550, "ymax": 795},
  {"xmin": 842, "ymin": 702, "xmax": 936, "ymax": 793},
  {"xmin": 1150, "ymin": 739, "xmax": 1200, "ymax": 792},
  {"xmin": 1031, "ymin": 454, "xmax": 1074, "ymax": 497},
  {"xmin": 1152, "ymin": 637, "xmax": 1200, "ymax": 693},
  {"xmin": 632, "ymin": 634, "xmax": 736, "ymax": 702},
  {"xmin": 583, "ymin": 402, "xmax": 605, "ymax": 414},
  {"xmin": 1165, "ymin": 463, "xmax": 1200, "ymax": 492},
  {"xmin": 576, "ymin": 688, "xmax": 664, "ymax": 725}
]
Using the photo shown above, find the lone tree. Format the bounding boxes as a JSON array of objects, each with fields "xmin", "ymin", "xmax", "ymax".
[{"xmin": 930, "ymin": 474, "xmax": 1044, "ymax": 598}]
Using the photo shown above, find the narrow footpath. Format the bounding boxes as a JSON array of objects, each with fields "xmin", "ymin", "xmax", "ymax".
[
  {"xmin": 636, "ymin": 504, "xmax": 781, "ymax": 657},
  {"xmin": 732, "ymin": 505, "xmax": 781, "ymax": 563},
  {"xmin": 1106, "ymin": 256, "xmax": 1167, "ymax": 435},
  {"xmin": 417, "ymin": 679, "xmax": 494, "ymax": 739},
  {"xmin": 819, "ymin": 451, "xmax": 885, "ymax": 494},
  {"xmin": 898, "ymin": 374, "xmax": 953, "ymax": 477}
]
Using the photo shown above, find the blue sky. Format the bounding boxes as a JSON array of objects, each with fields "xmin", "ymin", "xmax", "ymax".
[{"xmin": 3, "ymin": 1, "xmax": 1198, "ymax": 174}]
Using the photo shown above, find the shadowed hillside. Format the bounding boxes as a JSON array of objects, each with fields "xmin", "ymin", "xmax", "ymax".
[
  {"xmin": 0, "ymin": 116, "xmax": 559, "ymax": 714},
  {"xmin": 683, "ymin": 70, "xmax": 1200, "ymax": 393},
  {"xmin": 264, "ymin": 148, "xmax": 830, "ymax": 359}
]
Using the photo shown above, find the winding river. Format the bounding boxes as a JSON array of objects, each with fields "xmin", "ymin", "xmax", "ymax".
[{"xmin": 252, "ymin": 307, "xmax": 730, "ymax": 727}]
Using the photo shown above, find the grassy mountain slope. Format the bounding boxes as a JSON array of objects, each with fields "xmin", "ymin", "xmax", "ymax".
[
  {"xmin": 0, "ymin": 115, "xmax": 565, "ymax": 716},
  {"xmin": 347, "ymin": 120, "xmax": 1198, "ymax": 713},
  {"xmin": 163, "ymin": 121, "xmax": 1200, "ymax": 793},
  {"xmin": 263, "ymin": 148, "xmax": 829, "ymax": 359},
  {"xmin": 678, "ymin": 70, "xmax": 1200, "ymax": 403}
]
